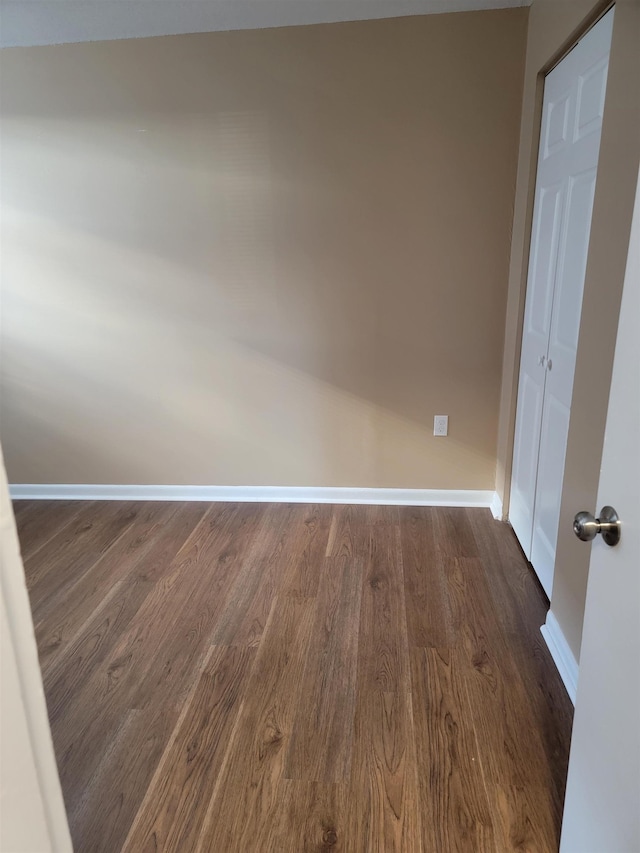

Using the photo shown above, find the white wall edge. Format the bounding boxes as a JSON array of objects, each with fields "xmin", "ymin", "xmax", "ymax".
[
  {"xmin": 490, "ymin": 491, "xmax": 503, "ymax": 520},
  {"xmin": 9, "ymin": 484, "xmax": 495, "ymax": 507},
  {"xmin": 1, "ymin": 456, "xmax": 73, "ymax": 850},
  {"xmin": 541, "ymin": 609, "xmax": 579, "ymax": 705}
]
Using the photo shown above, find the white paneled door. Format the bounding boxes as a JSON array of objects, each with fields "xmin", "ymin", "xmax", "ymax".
[
  {"xmin": 560, "ymin": 166, "xmax": 640, "ymax": 853},
  {"xmin": 510, "ymin": 8, "xmax": 614, "ymax": 597}
]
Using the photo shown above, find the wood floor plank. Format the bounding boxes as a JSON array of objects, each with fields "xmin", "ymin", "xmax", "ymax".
[
  {"xmin": 50, "ymin": 503, "xmax": 254, "ymax": 806},
  {"xmin": 44, "ymin": 575, "xmax": 153, "ymax": 729},
  {"xmin": 399, "ymin": 506, "xmax": 452, "ymax": 648},
  {"xmin": 212, "ymin": 503, "xmax": 329, "ymax": 647},
  {"xmin": 465, "ymin": 509, "xmax": 547, "ymax": 634},
  {"xmin": 347, "ymin": 507, "xmax": 421, "ymax": 852},
  {"xmin": 13, "ymin": 499, "xmax": 85, "ymax": 561},
  {"xmin": 466, "ymin": 510, "xmax": 574, "ymax": 811},
  {"xmin": 348, "ymin": 688, "xmax": 422, "ymax": 853},
  {"xmin": 325, "ymin": 503, "xmax": 372, "ymax": 560},
  {"xmin": 65, "ymin": 707, "xmax": 142, "ymax": 852},
  {"xmin": 280, "ymin": 503, "xmax": 334, "ymax": 598},
  {"xmin": 49, "ymin": 503, "xmax": 265, "ymax": 847},
  {"xmin": 461, "ymin": 641, "xmax": 562, "ymax": 849},
  {"xmin": 122, "ymin": 644, "xmax": 256, "ymax": 853},
  {"xmin": 11, "ymin": 498, "xmax": 33, "ymax": 516},
  {"xmin": 358, "ymin": 505, "xmax": 410, "ymax": 693},
  {"xmin": 25, "ymin": 501, "xmax": 140, "ymax": 613},
  {"xmin": 438, "ymin": 547, "xmax": 568, "ymax": 841},
  {"xmin": 284, "ymin": 555, "xmax": 363, "ymax": 783},
  {"xmin": 197, "ymin": 594, "xmax": 317, "ymax": 851},
  {"xmin": 410, "ymin": 647, "xmax": 495, "ymax": 852},
  {"xmin": 441, "ymin": 555, "xmax": 504, "ymax": 655},
  {"xmin": 433, "ymin": 506, "xmax": 480, "ymax": 560},
  {"xmin": 130, "ymin": 502, "xmax": 266, "ymax": 708},
  {"xmin": 41, "ymin": 503, "xmax": 211, "ymax": 718},
  {"xmin": 253, "ymin": 780, "xmax": 348, "ymax": 852},
  {"xmin": 35, "ymin": 501, "xmax": 185, "ymax": 673},
  {"xmin": 68, "ymin": 702, "xmax": 180, "ymax": 853}
]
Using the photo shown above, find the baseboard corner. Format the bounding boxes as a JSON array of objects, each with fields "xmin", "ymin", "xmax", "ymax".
[
  {"xmin": 490, "ymin": 491, "xmax": 504, "ymax": 521},
  {"xmin": 541, "ymin": 609, "xmax": 579, "ymax": 705}
]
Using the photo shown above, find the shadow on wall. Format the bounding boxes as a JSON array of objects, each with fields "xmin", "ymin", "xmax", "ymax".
[
  {"xmin": 0, "ymin": 15, "xmax": 527, "ymax": 488},
  {"xmin": 2, "ymin": 203, "xmax": 493, "ymax": 486}
]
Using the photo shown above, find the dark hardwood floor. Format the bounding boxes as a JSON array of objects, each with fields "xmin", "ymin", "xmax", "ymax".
[{"xmin": 15, "ymin": 500, "xmax": 573, "ymax": 852}]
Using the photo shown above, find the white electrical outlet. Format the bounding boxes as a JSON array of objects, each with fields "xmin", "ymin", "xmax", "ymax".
[{"xmin": 434, "ymin": 415, "xmax": 448, "ymax": 437}]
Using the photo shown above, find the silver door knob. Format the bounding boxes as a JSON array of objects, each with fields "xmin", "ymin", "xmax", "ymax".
[{"xmin": 573, "ymin": 506, "xmax": 621, "ymax": 546}]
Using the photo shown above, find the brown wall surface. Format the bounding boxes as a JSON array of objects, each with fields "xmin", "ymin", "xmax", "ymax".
[
  {"xmin": 496, "ymin": 0, "xmax": 640, "ymax": 660},
  {"xmin": 0, "ymin": 10, "xmax": 527, "ymax": 489}
]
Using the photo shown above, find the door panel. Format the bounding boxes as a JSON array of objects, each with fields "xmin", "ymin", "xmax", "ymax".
[
  {"xmin": 530, "ymin": 392, "xmax": 571, "ymax": 595},
  {"xmin": 560, "ymin": 166, "xmax": 640, "ymax": 853},
  {"xmin": 574, "ymin": 57, "xmax": 609, "ymax": 142},
  {"xmin": 510, "ymin": 8, "xmax": 614, "ymax": 593},
  {"xmin": 510, "ymin": 372, "xmax": 545, "ymax": 556},
  {"xmin": 509, "ymin": 181, "xmax": 564, "ymax": 555},
  {"xmin": 529, "ymin": 185, "xmax": 565, "ymax": 337},
  {"xmin": 543, "ymin": 91, "xmax": 571, "ymax": 161},
  {"xmin": 551, "ymin": 170, "xmax": 597, "ymax": 355}
]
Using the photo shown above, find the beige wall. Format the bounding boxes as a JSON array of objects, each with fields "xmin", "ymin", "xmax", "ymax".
[
  {"xmin": 496, "ymin": 0, "xmax": 640, "ymax": 660},
  {"xmin": 0, "ymin": 10, "xmax": 527, "ymax": 488}
]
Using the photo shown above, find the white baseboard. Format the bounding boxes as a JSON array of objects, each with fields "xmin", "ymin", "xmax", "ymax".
[
  {"xmin": 541, "ymin": 609, "xmax": 579, "ymax": 705},
  {"xmin": 490, "ymin": 491, "xmax": 503, "ymax": 521},
  {"xmin": 9, "ymin": 483, "xmax": 497, "ymax": 508}
]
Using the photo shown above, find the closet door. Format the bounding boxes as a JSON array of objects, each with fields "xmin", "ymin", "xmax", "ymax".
[{"xmin": 510, "ymin": 9, "xmax": 614, "ymax": 597}]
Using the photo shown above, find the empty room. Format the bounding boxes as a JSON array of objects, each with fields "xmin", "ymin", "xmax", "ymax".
[{"xmin": 1, "ymin": 0, "xmax": 638, "ymax": 850}]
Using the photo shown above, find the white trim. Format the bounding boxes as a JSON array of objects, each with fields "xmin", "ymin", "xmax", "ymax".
[
  {"xmin": 1, "ymin": 453, "xmax": 73, "ymax": 850},
  {"xmin": 9, "ymin": 483, "xmax": 495, "ymax": 507},
  {"xmin": 490, "ymin": 491, "xmax": 503, "ymax": 520},
  {"xmin": 540, "ymin": 609, "xmax": 579, "ymax": 705}
]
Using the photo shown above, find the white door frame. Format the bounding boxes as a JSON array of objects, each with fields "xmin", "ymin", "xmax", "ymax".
[{"xmin": 0, "ymin": 446, "xmax": 72, "ymax": 852}]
